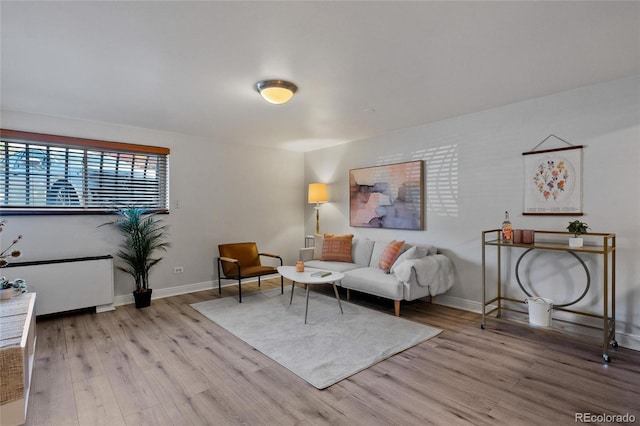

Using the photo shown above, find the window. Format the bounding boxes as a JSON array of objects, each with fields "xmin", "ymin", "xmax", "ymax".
[{"xmin": 0, "ymin": 129, "xmax": 169, "ymax": 214}]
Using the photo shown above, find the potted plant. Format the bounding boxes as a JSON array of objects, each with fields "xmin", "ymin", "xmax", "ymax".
[
  {"xmin": 567, "ymin": 220, "xmax": 589, "ymax": 248},
  {"xmin": 1, "ymin": 277, "xmax": 27, "ymax": 300},
  {"xmin": 102, "ymin": 208, "xmax": 170, "ymax": 308},
  {"xmin": 1, "ymin": 277, "xmax": 15, "ymax": 300}
]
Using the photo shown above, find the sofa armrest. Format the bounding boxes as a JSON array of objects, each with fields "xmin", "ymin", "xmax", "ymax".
[
  {"xmin": 299, "ymin": 247, "xmax": 314, "ymax": 261},
  {"xmin": 394, "ymin": 255, "xmax": 454, "ymax": 294}
]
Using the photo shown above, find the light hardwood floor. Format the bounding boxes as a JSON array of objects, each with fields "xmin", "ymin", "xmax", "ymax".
[{"xmin": 26, "ymin": 279, "xmax": 640, "ymax": 426}]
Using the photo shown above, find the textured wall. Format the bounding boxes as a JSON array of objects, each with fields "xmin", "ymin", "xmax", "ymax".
[{"xmin": 304, "ymin": 76, "xmax": 640, "ymax": 347}]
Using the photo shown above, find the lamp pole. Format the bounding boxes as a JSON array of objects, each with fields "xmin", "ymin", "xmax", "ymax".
[
  {"xmin": 315, "ymin": 204, "xmax": 321, "ymax": 234},
  {"xmin": 308, "ymin": 182, "xmax": 328, "ymax": 235}
]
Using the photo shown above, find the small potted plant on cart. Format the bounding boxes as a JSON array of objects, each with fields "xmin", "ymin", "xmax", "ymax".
[{"xmin": 567, "ymin": 220, "xmax": 589, "ymax": 248}]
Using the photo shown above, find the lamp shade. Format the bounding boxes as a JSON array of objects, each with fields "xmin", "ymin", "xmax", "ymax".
[
  {"xmin": 254, "ymin": 80, "xmax": 298, "ymax": 104},
  {"xmin": 308, "ymin": 183, "xmax": 328, "ymax": 204}
]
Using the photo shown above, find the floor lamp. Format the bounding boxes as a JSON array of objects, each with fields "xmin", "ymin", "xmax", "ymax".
[{"xmin": 308, "ymin": 183, "xmax": 328, "ymax": 234}]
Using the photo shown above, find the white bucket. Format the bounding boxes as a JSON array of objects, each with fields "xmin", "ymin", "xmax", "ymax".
[{"xmin": 526, "ymin": 297, "xmax": 553, "ymax": 327}]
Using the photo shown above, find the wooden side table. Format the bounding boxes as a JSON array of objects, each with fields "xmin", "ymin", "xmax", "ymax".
[{"xmin": 1, "ymin": 293, "xmax": 36, "ymax": 426}]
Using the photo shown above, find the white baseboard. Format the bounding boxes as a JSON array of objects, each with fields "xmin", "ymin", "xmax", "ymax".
[
  {"xmin": 433, "ymin": 295, "xmax": 485, "ymax": 313},
  {"xmin": 112, "ymin": 275, "xmax": 276, "ymax": 307},
  {"xmin": 95, "ymin": 303, "xmax": 115, "ymax": 313},
  {"xmin": 110, "ymin": 280, "xmax": 640, "ymax": 352},
  {"xmin": 113, "ymin": 280, "xmax": 216, "ymax": 306},
  {"xmin": 616, "ymin": 333, "xmax": 640, "ymax": 352},
  {"xmin": 434, "ymin": 295, "xmax": 640, "ymax": 352}
]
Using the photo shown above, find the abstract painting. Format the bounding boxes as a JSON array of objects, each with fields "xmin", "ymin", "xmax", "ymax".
[{"xmin": 349, "ymin": 160, "xmax": 424, "ymax": 229}]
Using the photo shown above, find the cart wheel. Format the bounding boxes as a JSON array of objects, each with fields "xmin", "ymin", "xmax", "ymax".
[
  {"xmin": 611, "ymin": 340, "xmax": 618, "ymax": 348},
  {"xmin": 480, "ymin": 323, "xmax": 485, "ymax": 330},
  {"xmin": 603, "ymin": 354, "xmax": 611, "ymax": 363}
]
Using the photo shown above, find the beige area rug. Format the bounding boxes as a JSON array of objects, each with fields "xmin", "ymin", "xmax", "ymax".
[{"xmin": 191, "ymin": 287, "xmax": 442, "ymax": 389}]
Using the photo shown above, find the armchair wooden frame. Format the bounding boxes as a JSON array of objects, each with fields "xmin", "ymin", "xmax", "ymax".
[{"xmin": 217, "ymin": 243, "xmax": 283, "ymax": 303}]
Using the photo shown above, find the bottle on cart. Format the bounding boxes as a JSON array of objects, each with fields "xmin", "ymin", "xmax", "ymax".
[{"xmin": 501, "ymin": 211, "xmax": 512, "ymax": 243}]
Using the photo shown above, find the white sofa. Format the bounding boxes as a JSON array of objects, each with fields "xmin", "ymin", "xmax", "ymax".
[{"xmin": 299, "ymin": 238, "xmax": 454, "ymax": 316}]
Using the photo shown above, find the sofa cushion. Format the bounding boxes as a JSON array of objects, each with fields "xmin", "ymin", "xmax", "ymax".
[
  {"xmin": 304, "ymin": 260, "xmax": 361, "ymax": 273},
  {"xmin": 378, "ymin": 240, "xmax": 405, "ymax": 272},
  {"xmin": 342, "ymin": 267, "xmax": 404, "ymax": 299},
  {"xmin": 352, "ymin": 238, "xmax": 375, "ymax": 266},
  {"xmin": 369, "ymin": 241, "xmax": 388, "ymax": 268}
]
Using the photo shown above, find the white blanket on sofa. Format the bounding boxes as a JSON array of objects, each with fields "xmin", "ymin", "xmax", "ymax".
[{"xmin": 393, "ymin": 254, "xmax": 454, "ymax": 296}]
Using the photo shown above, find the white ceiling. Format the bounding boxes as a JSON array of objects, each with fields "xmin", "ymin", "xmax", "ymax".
[{"xmin": 1, "ymin": 1, "xmax": 639, "ymax": 152}]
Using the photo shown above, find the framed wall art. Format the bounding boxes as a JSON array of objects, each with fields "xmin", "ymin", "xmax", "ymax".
[
  {"xmin": 522, "ymin": 139, "xmax": 583, "ymax": 216},
  {"xmin": 349, "ymin": 160, "xmax": 424, "ymax": 229}
]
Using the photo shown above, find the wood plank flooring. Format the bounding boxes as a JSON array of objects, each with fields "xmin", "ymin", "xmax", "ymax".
[{"xmin": 25, "ymin": 279, "xmax": 640, "ymax": 425}]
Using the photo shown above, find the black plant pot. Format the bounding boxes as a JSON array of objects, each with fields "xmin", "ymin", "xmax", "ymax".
[{"xmin": 133, "ymin": 289, "xmax": 152, "ymax": 309}]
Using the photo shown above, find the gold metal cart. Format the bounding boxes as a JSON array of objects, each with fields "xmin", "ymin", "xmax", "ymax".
[{"xmin": 481, "ymin": 229, "xmax": 617, "ymax": 362}]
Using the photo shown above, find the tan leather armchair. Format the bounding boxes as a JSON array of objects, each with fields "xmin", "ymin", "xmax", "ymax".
[{"xmin": 217, "ymin": 242, "xmax": 283, "ymax": 302}]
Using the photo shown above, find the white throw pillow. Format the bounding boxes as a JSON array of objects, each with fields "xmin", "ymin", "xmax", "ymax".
[{"xmin": 389, "ymin": 245, "xmax": 432, "ymax": 274}]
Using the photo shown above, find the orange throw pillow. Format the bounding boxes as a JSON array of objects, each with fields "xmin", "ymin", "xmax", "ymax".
[
  {"xmin": 322, "ymin": 234, "xmax": 354, "ymax": 262},
  {"xmin": 378, "ymin": 240, "xmax": 405, "ymax": 272}
]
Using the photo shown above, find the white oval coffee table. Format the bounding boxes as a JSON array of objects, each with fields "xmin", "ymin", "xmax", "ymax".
[{"xmin": 277, "ymin": 266, "xmax": 345, "ymax": 324}]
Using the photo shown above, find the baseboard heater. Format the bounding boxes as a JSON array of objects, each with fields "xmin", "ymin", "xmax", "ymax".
[{"xmin": 3, "ymin": 255, "xmax": 115, "ymax": 316}]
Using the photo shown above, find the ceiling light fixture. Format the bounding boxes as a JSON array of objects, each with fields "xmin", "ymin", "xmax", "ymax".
[{"xmin": 254, "ymin": 79, "xmax": 298, "ymax": 105}]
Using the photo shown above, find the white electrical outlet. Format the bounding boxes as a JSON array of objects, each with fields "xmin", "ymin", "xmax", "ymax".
[{"xmin": 173, "ymin": 266, "xmax": 184, "ymax": 274}]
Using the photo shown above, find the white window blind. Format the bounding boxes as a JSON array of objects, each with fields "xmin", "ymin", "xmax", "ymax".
[{"xmin": 0, "ymin": 129, "xmax": 169, "ymax": 214}]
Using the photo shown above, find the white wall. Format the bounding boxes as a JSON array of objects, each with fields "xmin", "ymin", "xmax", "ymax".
[
  {"xmin": 0, "ymin": 110, "xmax": 305, "ymax": 299},
  {"xmin": 304, "ymin": 76, "xmax": 640, "ymax": 348},
  {"xmin": 2, "ymin": 76, "xmax": 638, "ymax": 349}
]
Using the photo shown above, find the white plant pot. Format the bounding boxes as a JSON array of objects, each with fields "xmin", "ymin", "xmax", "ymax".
[{"xmin": 569, "ymin": 237, "xmax": 583, "ymax": 248}]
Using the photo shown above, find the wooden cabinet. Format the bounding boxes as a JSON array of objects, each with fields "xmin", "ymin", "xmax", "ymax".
[
  {"xmin": 0, "ymin": 293, "xmax": 36, "ymax": 426},
  {"xmin": 481, "ymin": 230, "xmax": 616, "ymax": 362}
]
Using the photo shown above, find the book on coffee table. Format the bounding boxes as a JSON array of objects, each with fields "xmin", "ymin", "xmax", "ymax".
[{"xmin": 311, "ymin": 271, "xmax": 331, "ymax": 278}]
